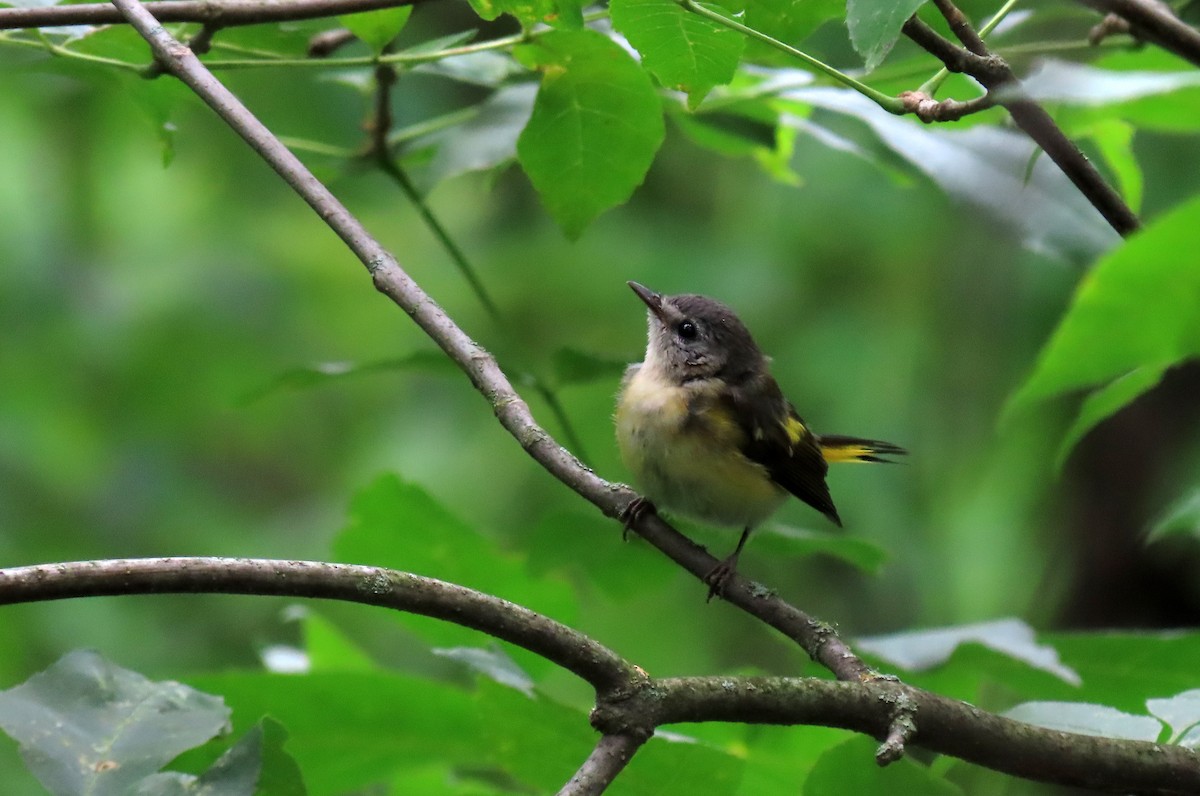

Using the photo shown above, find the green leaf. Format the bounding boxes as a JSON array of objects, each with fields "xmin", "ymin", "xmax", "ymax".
[
  {"xmin": 1055, "ymin": 364, "xmax": 1168, "ymax": 469},
  {"xmin": 0, "ymin": 650, "xmax": 231, "ymax": 796},
  {"xmin": 741, "ymin": 0, "xmax": 841, "ymax": 65},
  {"xmin": 1146, "ymin": 689, "xmax": 1200, "ymax": 745},
  {"xmin": 240, "ymin": 351, "xmax": 456, "ymax": 404},
  {"xmin": 856, "ymin": 618, "xmax": 1080, "ymax": 685},
  {"xmin": 609, "ymin": 0, "xmax": 744, "ymax": 108},
  {"xmin": 332, "ymin": 475, "xmax": 579, "ymax": 677},
  {"xmin": 338, "ymin": 6, "xmax": 412, "ymax": 54},
  {"xmin": 1004, "ymin": 701, "xmax": 1163, "ymax": 741},
  {"xmin": 432, "ymin": 645, "xmax": 535, "ymax": 695},
  {"xmin": 1006, "ymin": 194, "xmax": 1200, "ymax": 418},
  {"xmin": 755, "ymin": 524, "xmax": 887, "ymax": 574},
  {"xmin": 304, "ymin": 613, "xmax": 378, "ymax": 673},
  {"xmin": 1087, "ymin": 118, "xmax": 1143, "ymax": 215},
  {"xmin": 516, "ymin": 30, "xmax": 665, "ymax": 239},
  {"xmin": 192, "ymin": 723, "xmax": 263, "ymax": 796},
  {"xmin": 188, "ymin": 671, "xmax": 480, "ymax": 796},
  {"xmin": 1146, "ymin": 487, "xmax": 1200, "ymax": 544},
  {"xmin": 550, "ymin": 347, "xmax": 629, "ymax": 385},
  {"xmin": 465, "ymin": 0, "xmax": 575, "ymax": 30},
  {"xmin": 845, "ymin": 0, "xmax": 926, "ymax": 72},
  {"xmin": 804, "ymin": 735, "xmax": 962, "ymax": 796}
]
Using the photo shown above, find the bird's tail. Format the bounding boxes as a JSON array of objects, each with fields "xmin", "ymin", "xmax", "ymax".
[{"xmin": 818, "ymin": 435, "xmax": 907, "ymax": 464}]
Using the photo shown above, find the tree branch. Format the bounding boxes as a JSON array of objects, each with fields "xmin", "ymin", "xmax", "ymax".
[
  {"xmin": 5, "ymin": 558, "xmax": 1198, "ymax": 793},
  {"xmin": 0, "ymin": 558, "xmax": 642, "ymax": 695},
  {"xmin": 557, "ymin": 734, "xmax": 646, "ymax": 796},
  {"xmin": 1077, "ymin": 0, "xmax": 1200, "ymax": 67},
  {"xmin": 105, "ymin": 0, "xmax": 880, "ymax": 684},
  {"xmin": 902, "ymin": 11, "xmax": 1141, "ymax": 237},
  {"xmin": 592, "ymin": 676, "xmax": 1200, "ymax": 795},
  {"xmin": 0, "ymin": 0, "xmax": 417, "ymax": 31}
]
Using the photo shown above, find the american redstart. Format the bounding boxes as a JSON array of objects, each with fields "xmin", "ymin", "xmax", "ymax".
[{"xmin": 615, "ymin": 281, "xmax": 905, "ymax": 595}]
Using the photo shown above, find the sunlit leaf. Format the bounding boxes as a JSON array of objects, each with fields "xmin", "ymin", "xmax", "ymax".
[
  {"xmin": 1007, "ymin": 194, "xmax": 1200, "ymax": 416},
  {"xmin": 1004, "ymin": 701, "xmax": 1163, "ymax": 741},
  {"xmin": 516, "ymin": 29, "xmax": 665, "ymax": 239},
  {"xmin": 610, "ymin": 0, "xmax": 744, "ymax": 108},
  {"xmin": 338, "ymin": 6, "xmax": 412, "ymax": 54},
  {"xmin": 845, "ymin": 0, "xmax": 926, "ymax": 72},
  {"xmin": 0, "ymin": 650, "xmax": 230, "ymax": 796},
  {"xmin": 305, "ymin": 614, "xmax": 378, "ymax": 673},
  {"xmin": 1087, "ymin": 118, "xmax": 1143, "ymax": 214},
  {"xmin": 857, "ymin": 618, "xmax": 1081, "ymax": 685}
]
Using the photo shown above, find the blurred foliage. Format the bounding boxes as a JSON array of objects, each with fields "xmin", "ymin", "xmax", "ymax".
[{"xmin": 2, "ymin": 0, "xmax": 1200, "ymax": 792}]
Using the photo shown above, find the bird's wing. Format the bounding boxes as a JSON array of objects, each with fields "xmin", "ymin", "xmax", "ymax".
[{"xmin": 724, "ymin": 375, "xmax": 842, "ymax": 526}]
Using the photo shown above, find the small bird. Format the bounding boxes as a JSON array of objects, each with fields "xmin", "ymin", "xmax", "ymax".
[{"xmin": 615, "ymin": 282, "xmax": 905, "ymax": 596}]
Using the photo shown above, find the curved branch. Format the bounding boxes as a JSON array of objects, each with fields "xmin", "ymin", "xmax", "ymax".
[
  {"xmin": 557, "ymin": 734, "xmax": 646, "ymax": 796},
  {"xmin": 105, "ymin": 0, "xmax": 877, "ymax": 683},
  {"xmin": 0, "ymin": 558, "xmax": 642, "ymax": 695},
  {"xmin": 0, "ymin": 0, "xmax": 417, "ymax": 31},
  {"xmin": 1077, "ymin": 0, "xmax": 1200, "ymax": 67},
  {"xmin": 592, "ymin": 676, "xmax": 1200, "ymax": 795}
]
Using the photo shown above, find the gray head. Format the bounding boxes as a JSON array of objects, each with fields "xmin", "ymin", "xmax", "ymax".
[{"xmin": 629, "ymin": 282, "xmax": 766, "ymax": 384}]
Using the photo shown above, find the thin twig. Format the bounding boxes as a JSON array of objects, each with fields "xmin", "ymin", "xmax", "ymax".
[
  {"xmin": 556, "ymin": 734, "xmax": 646, "ymax": 796},
  {"xmin": 106, "ymin": 0, "xmax": 878, "ymax": 683}
]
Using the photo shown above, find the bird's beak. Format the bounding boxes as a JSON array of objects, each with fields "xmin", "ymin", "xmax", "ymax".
[{"xmin": 628, "ymin": 281, "xmax": 667, "ymax": 322}]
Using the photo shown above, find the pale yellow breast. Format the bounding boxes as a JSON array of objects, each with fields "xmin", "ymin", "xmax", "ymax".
[{"xmin": 615, "ymin": 365, "xmax": 786, "ymax": 529}]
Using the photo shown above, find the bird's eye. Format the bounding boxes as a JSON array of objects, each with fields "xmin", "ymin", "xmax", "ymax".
[{"xmin": 677, "ymin": 320, "xmax": 698, "ymax": 340}]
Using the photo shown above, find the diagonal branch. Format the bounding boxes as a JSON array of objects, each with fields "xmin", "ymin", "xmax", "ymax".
[
  {"xmin": 557, "ymin": 734, "xmax": 646, "ymax": 796},
  {"xmin": 1, "ymin": 0, "xmax": 417, "ymax": 31},
  {"xmin": 902, "ymin": 11, "xmax": 1141, "ymax": 237},
  {"xmin": 105, "ymin": 0, "xmax": 878, "ymax": 684},
  {"xmin": 1077, "ymin": 0, "xmax": 1200, "ymax": 67}
]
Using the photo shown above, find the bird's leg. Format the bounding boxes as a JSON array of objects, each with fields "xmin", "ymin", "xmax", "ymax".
[
  {"xmin": 619, "ymin": 496, "xmax": 658, "ymax": 541},
  {"xmin": 704, "ymin": 526, "xmax": 751, "ymax": 600}
]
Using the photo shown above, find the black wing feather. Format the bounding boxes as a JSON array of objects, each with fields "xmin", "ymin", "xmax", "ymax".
[{"xmin": 725, "ymin": 374, "xmax": 842, "ymax": 526}]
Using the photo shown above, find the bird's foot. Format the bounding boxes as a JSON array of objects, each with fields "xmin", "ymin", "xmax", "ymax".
[
  {"xmin": 620, "ymin": 496, "xmax": 657, "ymax": 541},
  {"xmin": 703, "ymin": 556, "xmax": 739, "ymax": 602}
]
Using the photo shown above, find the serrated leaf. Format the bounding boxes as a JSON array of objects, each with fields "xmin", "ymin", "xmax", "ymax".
[
  {"xmin": 609, "ymin": 0, "xmax": 744, "ymax": 107},
  {"xmin": 0, "ymin": 650, "xmax": 231, "ymax": 796},
  {"xmin": 550, "ymin": 347, "xmax": 629, "ymax": 385},
  {"xmin": 1146, "ymin": 487, "xmax": 1200, "ymax": 544},
  {"xmin": 465, "ymin": 0, "xmax": 558, "ymax": 29},
  {"xmin": 857, "ymin": 618, "xmax": 1081, "ymax": 685},
  {"xmin": 1004, "ymin": 701, "xmax": 1163, "ymax": 741},
  {"xmin": 1055, "ymin": 364, "xmax": 1168, "ymax": 469},
  {"xmin": 1006, "ymin": 194, "xmax": 1200, "ymax": 418},
  {"xmin": 516, "ymin": 29, "xmax": 665, "ymax": 239},
  {"xmin": 1147, "ymin": 689, "xmax": 1200, "ymax": 745},
  {"xmin": 338, "ymin": 6, "xmax": 412, "ymax": 54},
  {"xmin": 804, "ymin": 735, "xmax": 962, "ymax": 796},
  {"xmin": 846, "ymin": 0, "xmax": 926, "ymax": 72}
]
